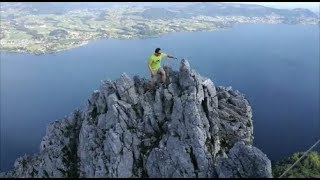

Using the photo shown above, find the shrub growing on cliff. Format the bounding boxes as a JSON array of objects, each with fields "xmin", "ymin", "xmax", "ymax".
[{"xmin": 272, "ymin": 151, "xmax": 320, "ymax": 178}]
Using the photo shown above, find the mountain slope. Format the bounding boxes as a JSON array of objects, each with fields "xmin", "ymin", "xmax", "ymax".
[{"xmin": 139, "ymin": 2, "xmax": 318, "ymax": 20}]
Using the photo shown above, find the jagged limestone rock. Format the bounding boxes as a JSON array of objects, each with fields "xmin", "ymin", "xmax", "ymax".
[
  {"xmin": 0, "ymin": 59, "xmax": 272, "ymax": 178},
  {"xmin": 216, "ymin": 141, "xmax": 272, "ymax": 178}
]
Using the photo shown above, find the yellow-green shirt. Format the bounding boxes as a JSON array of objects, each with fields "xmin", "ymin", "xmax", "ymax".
[{"xmin": 148, "ymin": 53, "xmax": 167, "ymax": 71}]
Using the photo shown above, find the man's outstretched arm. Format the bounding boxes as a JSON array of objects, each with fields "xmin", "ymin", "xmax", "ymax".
[{"xmin": 166, "ymin": 55, "xmax": 177, "ymax": 59}]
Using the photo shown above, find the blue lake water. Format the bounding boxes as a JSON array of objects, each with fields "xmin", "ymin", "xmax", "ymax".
[{"xmin": 1, "ymin": 24, "xmax": 319, "ymax": 171}]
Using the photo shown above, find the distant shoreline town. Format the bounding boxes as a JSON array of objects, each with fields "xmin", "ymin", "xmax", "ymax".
[{"xmin": 1, "ymin": 3, "xmax": 319, "ymax": 55}]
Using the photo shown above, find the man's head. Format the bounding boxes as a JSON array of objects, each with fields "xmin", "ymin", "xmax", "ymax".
[{"xmin": 155, "ymin": 48, "xmax": 161, "ymax": 56}]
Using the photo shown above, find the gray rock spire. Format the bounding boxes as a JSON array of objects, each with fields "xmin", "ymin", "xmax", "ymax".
[{"xmin": 0, "ymin": 59, "xmax": 272, "ymax": 178}]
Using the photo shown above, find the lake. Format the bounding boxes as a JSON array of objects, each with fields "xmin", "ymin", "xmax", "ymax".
[{"xmin": 1, "ymin": 24, "xmax": 319, "ymax": 171}]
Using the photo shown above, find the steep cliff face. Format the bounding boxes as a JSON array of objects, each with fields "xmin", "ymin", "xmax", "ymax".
[{"xmin": 0, "ymin": 59, "xmax": 272, "ymax": 178}]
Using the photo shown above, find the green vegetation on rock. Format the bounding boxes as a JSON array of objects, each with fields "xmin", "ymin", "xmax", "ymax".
[{"xmin": 272, "ymin": 151, "xmax": 320, "ymax": 178}]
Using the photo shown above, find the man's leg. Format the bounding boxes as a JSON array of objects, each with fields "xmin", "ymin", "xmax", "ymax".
[
  {"xmin": 150, "ymin": 70, "xmax": 157, "ymax": 89},
  {"xmin": 159, "ymin": 67, "xmax": 166, "ymax": 83}
]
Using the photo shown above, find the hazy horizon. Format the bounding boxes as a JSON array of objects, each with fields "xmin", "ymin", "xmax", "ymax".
[
  {"xmin": 225, "ymin": 2, "xmax": 320, "ymax": 13},
  {"xmin": 3, "ymin": 2, "xmax": 319, "ymax": 13}
]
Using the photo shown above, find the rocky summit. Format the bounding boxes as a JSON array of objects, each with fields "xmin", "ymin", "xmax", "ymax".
[{"xmin": 0, "ymin": 59, "xmax": 272, "ymax": 178}]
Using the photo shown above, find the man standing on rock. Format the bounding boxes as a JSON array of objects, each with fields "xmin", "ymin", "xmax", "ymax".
[{"xmin": 148, "ymin": 48, "xmax": 177, "ymax": 89}]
